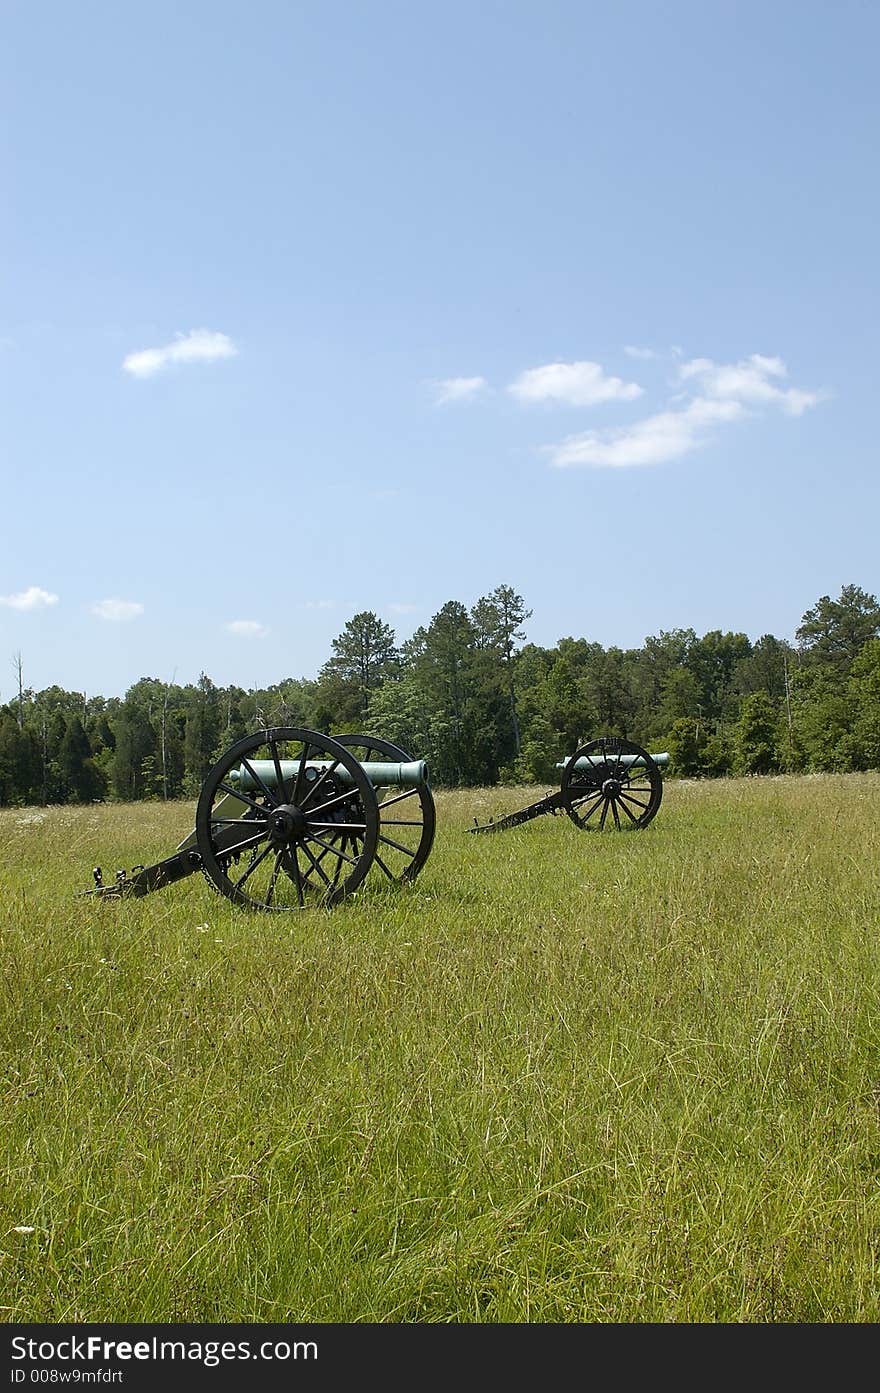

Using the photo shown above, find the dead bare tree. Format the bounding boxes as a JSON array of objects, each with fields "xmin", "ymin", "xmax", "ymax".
[{"xmin": 11, "ymin": 651, "xmax": 24, "ymax": 728}]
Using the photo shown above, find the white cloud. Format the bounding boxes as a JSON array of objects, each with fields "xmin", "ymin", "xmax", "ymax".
[
  {"xmin": 92, "ymin": 598, "xmax": 144, "ymax": 622},
  {"xmin": 226, "ymin": 619, "xmax": 268, "ymax": 638},
  {"xmin": 623, "ymin": 345, "xmax": 657, "ymax": 360},
  {"xmin": 546, "ymin": 352, "xmax": 824, "ymax": 468},
  {"xmin": 123, "ymin": 329, "xmax": 238, "ymax": 379},
  {"xmin": 548, "ymin": 397, "xmax": 746, "ymax": 469},
  {"xmin": 508, "ymin": 360, "xmax": 643, "ymax": 407},
  {"xmin": 433, "ymin": 376, "xmax": 488, "ymax": 404},
  {"xmin": 301, "ymin": 599, "xmax": 334, "ymax": 610},
  {"xmin": 678, "ymin": 353, "xmax": 822, "ymax": 416},
  {"xmin": 0, "ymin": 586, "xmax": 59, "ymax": 611}
]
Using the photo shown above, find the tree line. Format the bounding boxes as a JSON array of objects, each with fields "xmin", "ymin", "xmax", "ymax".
[{"xmin": 1, "ymin": 582, "xmax": 879, "ymax": 806}]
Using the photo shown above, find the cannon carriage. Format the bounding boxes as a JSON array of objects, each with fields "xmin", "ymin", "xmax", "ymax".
[
  {"xmin": 83, "ymin": 729, "xmax": 667, "ymax": 912},
  {"xmin": 469, "ymin": 737, "xmax": 669, "ymax": 835},
  {"xmin": 86, "ymin": 727, "xmax": 435, "ymax": 912}
]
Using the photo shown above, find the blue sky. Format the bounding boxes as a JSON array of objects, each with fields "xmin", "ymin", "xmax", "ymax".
[{"xmin": 2, "ymin": 0, "xmax": 878, "ymax": 699}]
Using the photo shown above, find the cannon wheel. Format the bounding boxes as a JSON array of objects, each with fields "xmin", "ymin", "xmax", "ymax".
[
  {"xmin": 561, "ymin": 737, "xmax": 662, "ymax": 831},
  {"xmin": 195, "ymin": 727, "xmax": 379, "ymax": 911},
  {"xmin": 335, "ymin": 733, "xmax": 436, "ymax": 883}
]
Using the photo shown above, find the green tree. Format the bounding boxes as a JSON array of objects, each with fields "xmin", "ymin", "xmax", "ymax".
[
  {"xmin": 789, "ymin": 663, "xmax": 855, "ymax": 771},
  {"xmin": 250, "ymin": 678, "xmax": 318, "ymax": 731},
  {"xmin": 732, "ymin": 633, "xmax": 795, "ymax": 703},
  {"xmin": 687, "ymin": 629, "xmax": 752, "ymax": 721},
  {"xmin": 667, "ymin": 717, "xmax": 705, "ymax": 777},
  {"xmin": 41, "ymin": 709, "xmax": 68, "ymax": 802},
  {"xmin": 58, "ymin": 716, "xmax": 106, "ymax": 802},
  {"xmin": 470, "ymin": 585, "xmax": 531, "ymax": 757},
  {"xmin": 631, "ymin": 628, "xmax": 696, "ymax": 741},
  {"xmin": 407, "ymin": 602, "xmax": 476, "ymax": 784},
  {"xmin": 184, "ymin": 674, "xmax": 221, "ymax": 793},
  {"xmin": 0, "ymin": 708, "xmax": 40, "ymax": 804},
  {"xmin": 541, "ymin": 651, "xmax": 598, "ymax": 755},
  {"xmin": 657, "ymin": 666, "xmax": 702, "ymax": 732},
  {"xmin": 510, "ymin": 644, "xmax": 559, "ymax": 781},
  {"xmin": 584, "ymin": 645, "xmax": 636, "ymax": 736},
  {"xmin": 365, "ymin": 673, "xmax": 434, "ymax": 759},
  {"xmin": 210, "ymin": 686, "xmax": 249, "ymax": 766},
  {"xmin": 511, "ymin": 722, "xmax": 561, "ymax": 783},
  {"xmin": 112, "ymin": 700, "xmax": 157, "ymax": 800},
  {"xmin": 734, "ymin": 692, "xmax": 780, "ymax": 774},
  {"xmin": 403, "ymin": 601, "xmax": 504, "ymax": 785},
  {"xmin": 701, "ymin": 729, "xmax": 733, "ymax": 777},
  {"xmin": 847, "ymin": 639, "xmax": 880, "ymax": 770},
  {"xmin": 317, "ymin": 612, "xmax": 398, "ymax": 725},
  {"xmin": 796, "ymin": 584, "xmax": 880, "ymax": 670}
]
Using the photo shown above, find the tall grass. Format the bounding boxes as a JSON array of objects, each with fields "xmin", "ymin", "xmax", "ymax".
[{"xmin": 1, "ymin": 774, "xmax": 879, "ymax": 1321}]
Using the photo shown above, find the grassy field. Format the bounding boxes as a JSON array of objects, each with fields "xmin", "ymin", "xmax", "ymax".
[{"xmin": 1, "ymin": 773, "xmax": 879, "ymax": 1323}]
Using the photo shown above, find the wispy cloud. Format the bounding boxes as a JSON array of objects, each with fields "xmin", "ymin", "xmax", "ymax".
[
  {"xmin": 92, "ymin": 598, "xmax": 144, "ymax": 622},
  {"xmin": 123, "ymin": 329, "xmax": 237, "ymax": 379},
  {"xmin": 301, "ymin": 599, "xmax": 334, "ymax": 611},
  {"xmin": 433, "ymin": 376, "xmax": 488, "ymax": 405},
  {"xmin": 508, "ymin": 360, "xmax": 643, "ymax": 407},
  {"xmin": 623, "ymin": 345, "xmax": 658, "ymax": 360},
  {"xmin": 0, "ymin": 586, "xmax": 59, "ymax": 611},
  {"xmin": 226, "ymin": 619, "xmax": 269, "ymax": 638},
  {"xmin": 546, "ymin": 353, "xmax": 823, "ymax": 469},
  {"xmin": 548, "ymin": 398, "xmax": 745, "ymax": 469},
  {"xmin": 387, "ymin": 602, "xmax": 418, "ymax": 615},
  {"xmin": 678, "ymin": 353, "xmax": 823, "ymax": 415}
]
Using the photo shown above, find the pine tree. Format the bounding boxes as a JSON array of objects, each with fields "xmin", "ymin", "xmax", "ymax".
[
  {"xmin": 470, "ymin": 585, "xmax": 531, "ymax": 756},
  {"xmin": 58, "ymin": 716, "xmax": 106, "ymax": 802},
  {"xmin": 317, "ymin": 612, "xmax": 398, "ymax": 724},
  {"xmin": 796, "ymin": 584, "xmax": 880, "ymax": 670}
]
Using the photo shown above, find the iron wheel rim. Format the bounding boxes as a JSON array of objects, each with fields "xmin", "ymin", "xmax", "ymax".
[
  {"xmin": 561, "ymin": 736, "xmax": 662, "ymax": 831},
  {"xmin": 335, "ymin": 733, "xmax": 436, "ymax": 883},
  {"xmin": 195, "ymin": 727, "xmax": 379, "ymax": 910}
]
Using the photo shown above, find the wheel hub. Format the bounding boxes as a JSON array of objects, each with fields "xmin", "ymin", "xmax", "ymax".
[
  {"xmin": 268, "ymin": 803, "xmax": 307, "ymax": 846},
  {"xmin": 602, "ymin": 777, "xmax": 622, "ymax": 798}
]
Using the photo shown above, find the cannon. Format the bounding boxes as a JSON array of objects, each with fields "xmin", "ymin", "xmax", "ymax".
[
  {"xmin": 84, "ymin": 727, "xmax": 436, "ymax": 911},
  {"xmin": 469, "ymin": 737, "xmax": 668, "ymax": 834},
  {"xmin": 82, "ymin": 730, "xmax": 669, "ymax": 913}
]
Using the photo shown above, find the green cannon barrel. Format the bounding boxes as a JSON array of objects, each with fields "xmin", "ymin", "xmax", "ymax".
[
  {"xmin": 232, "ymin": 758, "xmax": 429, "ymax": 792},
  {"xmin": 556, "ymin": 752, "xmax": 669, "ymax": 770},
  {"xmin": 177, "ymin": 756, "xmax": 429, "ymax": 856}
]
